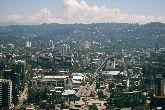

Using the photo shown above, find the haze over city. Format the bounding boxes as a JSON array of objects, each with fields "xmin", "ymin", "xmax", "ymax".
[{"xmin": 0, "ymin": 0, "xmax": 165, "ymax": 109}]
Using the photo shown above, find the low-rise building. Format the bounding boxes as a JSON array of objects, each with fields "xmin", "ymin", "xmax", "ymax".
[
  {"xmin": 71, "ymin": 73, "xmax": 86, "ymax": 90},
  {"xmin": 32, "ymin": 75, "xmax": 70, "ymax": 92}
]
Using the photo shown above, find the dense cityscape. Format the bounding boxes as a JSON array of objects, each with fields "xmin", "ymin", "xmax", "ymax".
[{"xmin": 0, "ymin": 22, "xmax": 165, "ymax": 109}]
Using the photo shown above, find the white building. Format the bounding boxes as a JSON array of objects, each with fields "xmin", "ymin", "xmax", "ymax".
[
  {"xmin": 25, "ymin": 41, "xmax": 32, "ymax": 48},
  {"xmin": 92, "ymin": 59, "xmax": 102, "ymax": 66},
  {"xmin": 84, "ymin": 41, "xmax": 90, "ymax": 49},
  {"xmin": 71, "ymin": 73, "xmax": 85, "ymax": 90},
  {"xmin": 32, "ymin": 75, "xmax": 70, "ymax": 92},
  {"xmin": 32, "ymin": 73, "xmax": 86, "ymax": 92},
  {"xmin": 49, "ymin": 40, "xmax": 54, "ymax": 49},
  {"xmin": 61, "ymin": 44, "xmax": 70, "ymax": 56},
  {"xmin": 8, "ymin": 44, "xmax": 15, "ymax": 49},
  {"xmin": 102, "ymin": 71, "xmax": 120, "ymax": 76}
]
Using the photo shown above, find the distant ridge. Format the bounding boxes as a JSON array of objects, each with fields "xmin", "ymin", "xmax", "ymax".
[
  {"xmin": 0, "ymin": 21, "xmax": 19, "ymax": 26},
  {"xmin": 0, "ymin": 21, "xmax": 164, "ymax": 26}
]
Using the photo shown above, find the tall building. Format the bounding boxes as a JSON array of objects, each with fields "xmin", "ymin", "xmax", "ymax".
[
  {"xmin": 13, "ymin": 60, "xmax": 26, "ymax": 80},
  {"xmin": 61, "ymin": 44, "xmax": 70, "ymax": 56},
  {"xmin": 154, "ymin": 74, "xmax": 165, "ymax": 96},
  {"xmin": 105, "ymin": 56, "xmax": 116, "ymax": 70},
  {"xmin": 84, "ymin": 41, "xmax": 90, "ymax": 49},
  {"xmin": 2, "ymin": 68, "xmax": 20, "ymax": 104},
  {"xmin": 0, "ymin": 79, "xmax": 12, "ymax": 109},
  {"xmin": 25, "ymin": 41, "xmax": 32, "ymax": 48},
  {"xmin": 152, "ymin": 74, "xmax": 165, "ymax": 108},
  {"xmin": 0, "ymin": 53, "xmax": 6, "ymax": 70},
  {"xmin": 49, "ymin": 40, "xmax": 54, "ymax": 49}
]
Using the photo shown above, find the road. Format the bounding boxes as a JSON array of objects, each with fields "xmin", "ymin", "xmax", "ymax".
[
  {"xmin": 18, "ymin": 84, "xmax": 28, "ymax": 107},
  {"xmin": 76, "ymin": 57, "xmax": 108, "ymax": 97}
]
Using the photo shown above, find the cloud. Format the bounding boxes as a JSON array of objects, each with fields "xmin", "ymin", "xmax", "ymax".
[
  {"xmin": 4, "ymin": 8, "xmax": 62, "ymax": 24},
  {"xmin": 25, "ymin": 8, "xmax": 62, "ymax": 24},
  {"xmin": 1, "ymin": 0, "xmax": 165, "ymax": 24},
  {"xmin": 62, "ymin": 0, "xmax": 156, "ymax": 24},
  {"xmin": 6, "ymin": 15, "xmax": 21, "ymax": 21}
]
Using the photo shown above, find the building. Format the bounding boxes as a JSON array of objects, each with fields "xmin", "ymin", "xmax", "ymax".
[
  {"xmin": 152, "ymin": 74, "xmax": 165, "ymax": 108},
  {"xmin": 97, "ymin": 71, "xmax": 120, "ymax": 89},
  {"xmin": 32, "ymin": 75, "xmax": 70, "ymax": 92},
  {"xmin": 105, "ymin": 56, "xmax": 116, "ymax": 70},
  {"xmin": 71, "ymin": 73, "xmax": 86, "ymax": 90},
  {"xmin": 61, "ymin": 44, "xmax": 70, "ymax": 56},
  {"xmin": 7, "ymin": 44, "xmax": 15, "ymax": 50},
  {"xmin": 84, "ymin": 41, "xmax": 90, "ymax": 49},
  {"xmin": 25, "ymin": 41, "xmax": 32, "ymax": 48},
  {"xmin": 0, "ymin": 53, "xmax": 6, "ymax": 70},
  {"xmin": 55, "ymin": 55, "xmax": 73, "ymax": 66},
  {"xmin": 13, "ymin": 60, "xmax": 26, "ymax": 80},
  {"xmin": 2, "ymin": 69, "xmax": 20, "ymax": 104},
  {"xmin": 86, "ymin": 99, "xmax": 106, "ymax": 110},
  {"xmin": 62, "ymin": 89, "xmax": 79, "ymax": 102},
  {"xmin": 92, "ymin": 59, "xmax": 102, "ymax": 67},
  {"xmin": 0, "ymin": 79, "xmax": 12, "ymax": 109},
  {"xmin": 49, "ymin": 40, "xmax": 54, "ymax": 49},
  {"xmin": 154, "ymin": 74, "xmax": 165, "ymax": 96}
]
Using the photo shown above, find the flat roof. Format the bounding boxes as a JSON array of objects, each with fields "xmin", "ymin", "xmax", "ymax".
[
  {"xmin": 72, "ymin": 76, "xmax": 84, "ymax": 80},
  {"xmin": 33, "ymin": 75, "xmax": 69, "ymax": 79},
  {"xmin": 0, "ymin": 79, "xmax": 12, "ymax": 83},
  {"xmin": 86, "ymin": 99, "xmax": 106, "ymax": 106},
  {"xmin": 72, "ymin": 80, "xmax": 81, "ymax": 84},
  {"xmin": 62, "ymin": 90, "xmax": 76, "ymax": 95},
  {"xmin": 72, "ymin": 73, "xmax": 84, "ymax": 76},
  {"xmin": 75, "ymin": 101, "xmax": 85, "ymax": 105},
  {"xmin": 102, "ymin": 71, "xmax": 120, "ymax": 75},
  {"xmin": 44, "ymin": 76, "xmax": 69, "ymax": 79}
]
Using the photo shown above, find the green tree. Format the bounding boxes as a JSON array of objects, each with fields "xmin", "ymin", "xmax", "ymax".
[
  {"xmin": 89, "ymin": 104, "xmax": 98, "ymax": 110},
  {"xmin": 97, "ymin": 90, "xmax": 106, "ymax": 100}
]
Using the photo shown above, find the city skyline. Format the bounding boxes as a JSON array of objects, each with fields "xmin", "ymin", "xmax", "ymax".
[{"xmin": 0, "ymin": 0, "xmax": 165, "ymax": 24}]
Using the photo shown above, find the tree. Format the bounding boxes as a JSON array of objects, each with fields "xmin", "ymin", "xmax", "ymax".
[
  {"xmin": 97, "ymin": 90, "xmax": 106, "ymax": 100},
  {"xmin": 89, "ymin": 104, "xmax": 98, "ymax": 110}
]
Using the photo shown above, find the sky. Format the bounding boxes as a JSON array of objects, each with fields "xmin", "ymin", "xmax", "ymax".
[{"xmin": 0, "ymin": 0, "xmax": 165, "ymax": 24}]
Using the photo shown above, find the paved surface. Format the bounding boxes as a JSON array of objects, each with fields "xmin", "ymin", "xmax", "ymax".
[
  {"xmin": 76, "ymin": 80, "xmax": 96, "ymax": 97},
  {"xmin": 18, "ymin": 84, "xmax": 28, "ymax": 107},
  {"xmin": 76, "ymin": 57, "xmax": 108, "ymax": 97}
]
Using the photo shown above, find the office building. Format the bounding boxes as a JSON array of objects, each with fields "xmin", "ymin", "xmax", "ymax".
[
  {"xmin": 61, "ymin": 44, "xmax": 70, "ymax": 56},
  {"xmin": 25, "ymin": 41, "xmax": 32, "ymax": 48},
  {"xmin": 154, "ymin": 74, "xmax": 165, "ymax": 96},
  {"xmin": 0, "ymin": 79, "xmax": 12, "ymax": 109}
]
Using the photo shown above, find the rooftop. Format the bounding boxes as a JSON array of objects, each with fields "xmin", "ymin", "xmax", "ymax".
[
  {"xmin": 0, "ymin": 79, "xmax": 12, "ymax": 84},
  {"xmin": 62, "ymin": 89, "xmax": 76, "ymax": 96},
  {"xmin": 102, "ymin": 71, "xmax": 120, "ymax": 76}
]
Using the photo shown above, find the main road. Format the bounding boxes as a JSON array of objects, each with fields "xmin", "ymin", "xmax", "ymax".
[{"xmin": 76, "ymin": 57, "xmax": 108, "ymax": 97}]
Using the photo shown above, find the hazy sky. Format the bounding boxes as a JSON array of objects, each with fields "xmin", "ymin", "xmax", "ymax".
[{"xmin": 0, "ymin": 0, "xmax": 165, "ymax": 24}]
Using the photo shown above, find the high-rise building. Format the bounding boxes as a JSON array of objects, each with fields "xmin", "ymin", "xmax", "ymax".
[
  {"xmin": 2, "ymin": 68, "xmax": 20, "ymax": 104},
  {"xmin": 0, "ymin": 79, "xmax": 12, "ymax": 109},
  {"xmin": 84, "ymin": 41, "xmax": 90, "ymax": 49},
  {"xmin": 0, "ymin": 53, "xmax": 6, "ymax": 70},
  {"xmin": 61, "ymin": 44, "xmax": 70, "ymax": 56},
  {"xmin": 13, "ymin": 60, "xmax": 26, "ymax": 80},
  {"xmin": 152, "ymin": 74, "xmax": 165, "ymax": 108},
  {"xmin": 25, "ymin": 41, "xmax": 32, "ymax": 48},
  {"xmin": 154, "ymin": 74, "xmax": 165, "ymax": 96},
  {"xmin": 49, "ymin": 40, "xmax": 54, "ymax": 49}
]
